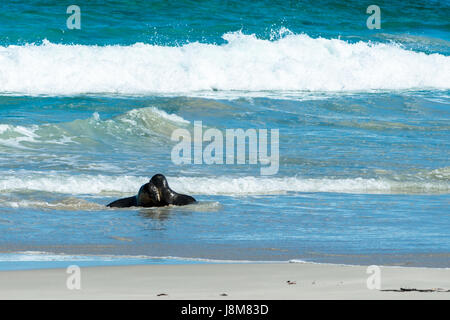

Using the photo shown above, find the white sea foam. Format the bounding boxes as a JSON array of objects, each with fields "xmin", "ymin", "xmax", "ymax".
[
  {"xmin": 0, "ymin": 174, "xmax": 145, "ymax": 195},
  {"xmin": 146, "ymin": 107, "xmax": 190, "ymax": 124},
  {"xmin": 123, "ymin": 107, "xmax": 189, "ymax": 125},
  {"xmin": 426, "ymin": 167, "xmax": 450, "ymax": 180},
  {"xmin": 170, "ymin": 176, "xmax": 450, "ymax": 195},
  {"xmin": 0, "ymin": 32, "xmax": 449, "ymax": 96},
  {"xmin": 0, "ymin": 124, "xmax": 39, "ymax": 149},
  {"xmin": 0, "ymin": 174, "xmax": 447, "ymax": 195}
]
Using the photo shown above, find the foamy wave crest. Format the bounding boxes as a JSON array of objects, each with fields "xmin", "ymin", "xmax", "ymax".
[
  {"xmin": 0, "ymin": 107, "xmax": 188, "ymax": 149},
  {"xmin": 0, "ymin": 174, "xmax": 146, "ymax": 195},
  {"xmin": 171, "ymin": 176, "xmax": 449, "ymax": 195},
  {"xmin": 0, "ymin": 174, "xmax": 448, "ymax": 195},
  {"xmin": 1, "ymin": 32, "xmax": 449, "ymax": 95}
]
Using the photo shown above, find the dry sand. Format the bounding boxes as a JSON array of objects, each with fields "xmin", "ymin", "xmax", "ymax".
[{"xmin": 0, "ymin": 262, "xmax": 449, "ymax": 299}]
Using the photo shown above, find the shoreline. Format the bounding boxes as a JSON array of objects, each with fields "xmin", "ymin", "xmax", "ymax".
[
  {"xmin": 1, "ymin": 250, "xmax": 450, "ymax": 270},
  {"xmin": 0, "ymin": 262, "xmax": 449, "ymax": 299}
]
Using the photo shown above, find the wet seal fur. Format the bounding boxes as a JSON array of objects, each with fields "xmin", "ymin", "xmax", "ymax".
[{"xmin": 107, "ymin": 174, "xmax": 196, "ymax": 208}]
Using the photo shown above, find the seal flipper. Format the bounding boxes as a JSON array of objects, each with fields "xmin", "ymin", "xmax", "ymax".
[
  {"xmin": 170, "ymin": 193, "xmax": 197, "ymax": 206},
  {"xmin": 107, "ymin": 196, "xmax": 137, "ymax": 208}
]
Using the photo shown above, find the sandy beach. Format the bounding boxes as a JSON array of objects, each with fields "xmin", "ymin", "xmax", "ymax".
[{"xmin": 0, "ymin": 262, "xmax": 448, "ymax": 300}]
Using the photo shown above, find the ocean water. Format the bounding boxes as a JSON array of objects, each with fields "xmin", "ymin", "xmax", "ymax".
[{"xmin": 0, "ymin": 0, "xmax": 449, "ymax": 269}]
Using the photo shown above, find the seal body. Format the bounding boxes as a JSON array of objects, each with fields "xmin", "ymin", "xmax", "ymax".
[{"xmin": 106, "ymin": 174, "xmax": 196, "ymax": 208}]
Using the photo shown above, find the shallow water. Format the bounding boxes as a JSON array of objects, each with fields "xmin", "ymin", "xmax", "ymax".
[{"xmin": 0, "ymin": 1, "xmax": 449, "ymax": 268}]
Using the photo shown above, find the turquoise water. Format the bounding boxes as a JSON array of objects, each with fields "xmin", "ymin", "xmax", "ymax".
[{"xmin": 0, "ymin": 1, "xmax": 449, "ymax": 269}]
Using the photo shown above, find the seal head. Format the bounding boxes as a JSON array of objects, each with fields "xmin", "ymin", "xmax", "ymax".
[
  {"xmin": 136, "ymin": 181, "xmax": 161, "ymax": 207},
  {"xmin": 151, "ymin": 174, "xmax": 197, "ymax": 206}
]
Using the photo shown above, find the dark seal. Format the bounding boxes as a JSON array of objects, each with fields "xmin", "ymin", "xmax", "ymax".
[
  {"xmin": 107, "ymin": 173, "xmax": 196, "ymax": 208},
  {"xmin": 150, "ymin": 173, "xmax": 197, "ymax": 206}
]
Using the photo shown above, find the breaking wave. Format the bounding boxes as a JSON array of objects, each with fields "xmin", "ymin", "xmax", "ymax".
[
  {"xmin": 0, "ymin": 107, "xmax": 189, "ymax": 149},
  {"xmin": 1, "ymin": 31, "xmax": 449, "ymax": 96},
  {"xmin": 0, "ymin": 174, "xmax": 448, "ymax": 195}
]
